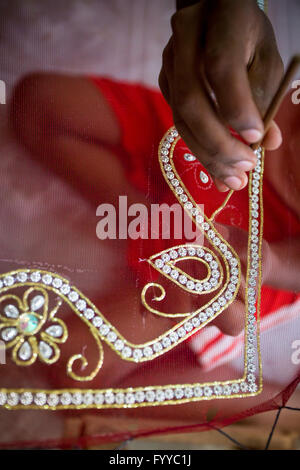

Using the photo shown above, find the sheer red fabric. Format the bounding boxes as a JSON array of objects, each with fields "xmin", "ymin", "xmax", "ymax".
[{"xmin": 0, "ymin": 76, "xmax": 299, "ymax": 449}]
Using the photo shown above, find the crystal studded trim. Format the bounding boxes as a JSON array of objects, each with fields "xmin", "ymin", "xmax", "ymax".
[{"xmin": 0, "ymin": 127, "xmax": 264, "ymax": 409}]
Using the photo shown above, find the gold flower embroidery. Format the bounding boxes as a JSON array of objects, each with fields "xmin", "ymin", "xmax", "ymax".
[{"xmin": 0, "ymin": 287, "xmax": 67, "ymax": 366}]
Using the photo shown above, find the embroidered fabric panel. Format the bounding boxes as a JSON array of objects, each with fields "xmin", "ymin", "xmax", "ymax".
[{"xmin": 0, "ymin": 127, "xmax": 264, "ymax": 410}]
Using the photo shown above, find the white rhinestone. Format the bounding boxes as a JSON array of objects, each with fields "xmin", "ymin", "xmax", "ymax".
[
  {"xmin": 165, "ymin": 389, "xmax": 174, "ymax": 400},
  {"xmin": 166, "ymin": 171, "xmax": 174, "ymax": 180},
  {"xmin": 210, "ymin": 278, "xmax": 218, "ymax": 287},
  {"xmin": 39, "ymin": 341, "xmax": 53, "ymax": 359},
  {"xmin": 99, "ymin": 324, "xmax": 110, "ymax": 336},
  {"xmin": 153, "ymin": 342, "xmax": 163, "ymax": 353},
  {"xmin": 186, "ymin": 280, "xmax": 195, "ymax": 290},
  {"xmin": 122, "ymin": 347, "xmax": 132, "ymax": 358},
  {"xmin": 205, "ymin": 307, "xmax": 214, "ymax": 318},
  {"xmin": 18, "ymin": 341, "xmax": 32, "ymax": 361},
  {"xmin": 92, "ymin": 316, "xmax": 103, "ymax": 327},
  {"xmin": 155, "ymin": 259, "xmax": 164, "ymax": 269},
  {"xmin": 200, "ymin": 171, "xmax": 209, "ymax": 184},
  {"xmin": 191, "ymin": 208, "xmax": 199, "ymax": 216},
  {"xmin": 204, "ymin": 386, "xmax": 212, "ymax": 397},
  {"xmin": 203, "ymin": 282, "xmax": 212, "ymax": 291},
  {"xmin": 164, "ymin": 164, "xmax": 172, "ymax": 171},
  {"xmin": 170, "ymin": 269, "xmax": 179, "ymax": 279},
  {"xmin": 45, "ymin": 325, "xmax": 63, "ymax": 339},
  {"xmin": 143, "ymin": 346, "xmax": 153, "ymax": 357},
  {"xmin": 163, "ymin": 265, "xmax": 171, "ymax": 274},
  {"xmin": 218, "ymin": 296, "xmax": 226, "ymax": 306},
  {"xmin": 83, "ymin": 393, "xmax": 94, "ymax": 406},
  {"xmin": 42, "ymin": 274, "xmax": 52, "ymax": 285},
  {"xmin": 16, "ymin": 272, "xmax": 27, "ymax": 283},
  {"xmin": 107, "ymin": 331, "xmax": 117, "ymax": 343},
  {"xmin": 133, "ymin": 349, "xmax": 142, "ymax": 361},
  {"xmin": 212, "ymin": 302, "xmax": 220, "ymax": 312},
  {"xmin": 155, "ymin": 390, "xmax": 165, "ymax": 402},
  {"xmin": 192, "ymin": 317, "xmax": 200, "ymax": 327},
  {"xmin": 194, "ymin": 386, "xmax": 203, "ymax": 397},
  {"xmin": 30, "ymin": 295, "xmax": 45, "ymax": 311},
  {"xmin": 177, "ymin": 327, "xmax": 186, "ymax": 338},
  {"xmin": 231, "ymin": 383, "xmax": 240, "ymax": 394},
  {"xmin": 196, "ymin": 215, "xmax": 204, "ymax": 224},
  {"xmin": 207, "ymin": 230, "xmax": 215, "ymax": 239},
  {"xmin": 179, "ymin": 275, "xmax": 187, "ymax": 285},
  {"xmin": 20, "ymin": 392, "xmax": 33, "ymax": 405},
  {"xmin": 184, "ymin": 153, "xmax": 196, "ymax": 162},
  {"xmin": 214, "ymin": 237, "xmax": 220, "ymax": 246},
  {"xmin": 204, "ymin": 253, "xmax": 213, "ymax": 262},
  {"xmin": 162, "ymin": 336, "xmax": 172, "ymax": 348},
  {"xmin": 169, "ymin": 332, "xmax": 178, "ymax": 343},
  {"xmin": 115, "ymin": 339, "xmax": 124, "ymax": 351},
  {"xmin": 84, "ymin": 308, "xmax": 94, "ymax": 320},
  {"xmin": 115, "ymin": 393, "xmax": 125, "ymax": 405},
  {"xmin": 199, "ymin": 312, "xmax": 208, "ymax": 323},
  {"xmin": 68, "ymin": 291, "xmax": 79, "ymax": 302},
  {"xmin": 47, "ymin": 394, "xmax": 59, "ymax": 407},
  {"xmin": 247, "ymin": 373, "xmax": 256, "ymax": 383},
  {"xmin": 60, "ymin": 393, "xmax": 72, "ymax": 406},
  {"xmin": 184, "ymin": 202, "xmax": 193, "ymax": 211},
  {"xmin": 145, "ymin": 390, "xmax": 155, "ymax": 402},
  {"xmin": 184, "ymin": 387, "xmax": 193, "ymax": 398},
  {"xmin": 135, "ymin": 391, "xmax": 145, "ymax": 403},
  {"xmin": 175, "ymin": 186, "xmax": 183, "ymax": 195},
  {"xmin": 125, "ymin": 393, "xmax": 135, "ymax": 405},
  {"xmin": 195, "ymin": 283, "xmax": 203, "ymax": 292},
  {"xmin": 210, "ymin": 260, "xmax": 218, "ymax": 269},
  {"xmin": 202, "ymin": 222, "xmax": 209, "ymax": 231},
  {"xmin": 178, "ymin": 247, "xmax": 187, "ymax": 257},
  {"xmin": 1, "ymin": 327, "xmax": 18, "ymax": 342},
  {"xmin": 230, "ymin": 258, "xmax": 238, "ymax": 267},
  {"xmin": 174, "ymin": 388, "xmax": 184, "ymax": 399},
  {"xmin": 76, "ymin": 299, "xmax": 86, "ymax": 311},
  {"xmin": 60, "ymin": 284, "xmax": 70, "ymax": 295},
  {"xmin": 214, "ymin": 385, "xmax": 223, "ymax": 395},
  {"xmin": 240, "ymin": 382, "xmax": 249, "ymax": 393},
  {"xmin": 34, "ymin": 393, "xmax": 46, "ymax": 406},
  {"xmin": 162, "ymin": 253, "xmax": 171, "ymax": 262},
  {"xmin": 211, "ymin": 270, "xmax": 220, "ymax": 279},
  {"xmin": 184, "ymin": 321, "xmax": 193, "ymax": 332},
  {"xmin": 4, "ymin": 276, "xmax": 14, "ymax": 286},
  {"xmin": 180, "ymin": 194, "xmax": 188, "ymax": 203},
  {"xmin": 7, "ymin": 392, "xmax": 19, "ymax": 406},
  {"xmin": 52, "ymin": 278, "xmax": 63, "ymax": 289},
  {"xmin": 223, "ymin": 385, "xmax": 232, "ymax": 396},
  {"xmin": 94, "ymin": 393, "xmax": 104, "ymax": 405},
  {"xmin": 72, "ymin": 393, "xmax": 83, "ymax": 405},
  {"xmin": 249, "ymin": 383, "xmax": 258, "ymax": 393},
  {"xmin": 225, "ymin": 290, "xmax": 233, "ymax": 300},
  {"xmin": 0, "ymin": 392, "xmax": 7, "ymax": 406},
  {"xmin": 170, "ymin": 250, "xmax": 178, "ymax": 259},
  {"xmin": 197, "ymin": 248, "xmax": 205, "ymax": 258},
  {"xmin": 4, "ymin": 304, "xmax": 19, "ymax": 319}
]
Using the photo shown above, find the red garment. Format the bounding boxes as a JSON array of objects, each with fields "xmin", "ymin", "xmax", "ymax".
[{"xmin": 88, "ymin": 76, "xmax": 300, "ymax": 368}]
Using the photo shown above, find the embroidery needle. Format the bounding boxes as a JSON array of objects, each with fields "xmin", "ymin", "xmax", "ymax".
[{"xmin": 252, "ymin": 54, "xmax": 300, "ymax": 151}]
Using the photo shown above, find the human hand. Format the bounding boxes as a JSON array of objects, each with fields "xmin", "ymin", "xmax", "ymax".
[{"xmin": 159, "ymin": 0, "xmax": 284, "ymax": 192}]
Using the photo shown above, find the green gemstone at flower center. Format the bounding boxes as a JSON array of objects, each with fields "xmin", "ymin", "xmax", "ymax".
[{"xmin": 18, "ymin": 313, "xmax": 39, "ymax": 334}]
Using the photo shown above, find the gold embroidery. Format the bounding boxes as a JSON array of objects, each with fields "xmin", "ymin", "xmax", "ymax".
[{"xmin": 0, "ymin": 128, "xmax": 264, "ymax": 409}]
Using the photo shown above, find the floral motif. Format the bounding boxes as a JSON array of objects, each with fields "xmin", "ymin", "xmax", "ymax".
[{"xmin": 0, "ymin": 287, "xmax": 67, "ymax": 366}]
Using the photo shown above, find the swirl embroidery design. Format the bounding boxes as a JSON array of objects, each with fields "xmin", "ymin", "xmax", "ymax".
[{"xmin": 0, "ymin": 127, "xmax": 264, "ymax": 409}]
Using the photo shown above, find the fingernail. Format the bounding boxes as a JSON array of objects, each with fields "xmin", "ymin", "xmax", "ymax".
[
  {"xmin": 240, "ymin": 129, "xmax": 263, "ymax": 143},
  {"xmin": 223, "ymin": 176, "xmax": 243, "ymax": 190},
  {"xmin": 234, "ymin": 160, "xmax": 256, "ymax": 171}
]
